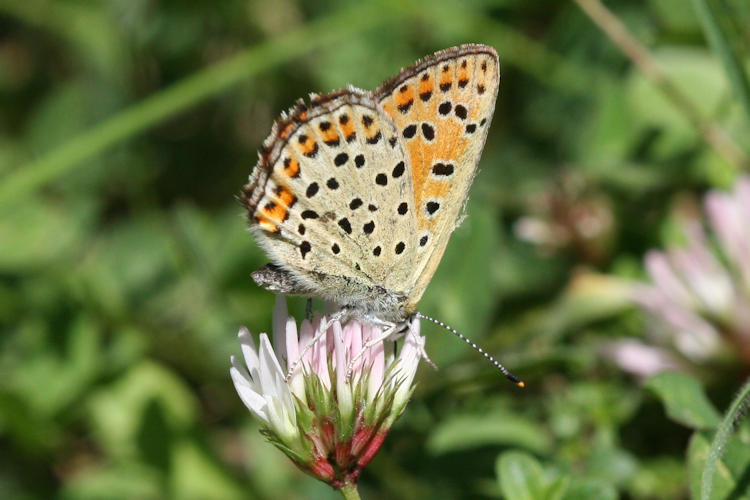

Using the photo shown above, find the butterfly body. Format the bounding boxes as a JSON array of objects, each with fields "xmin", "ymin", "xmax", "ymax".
[{"xmin": 242, "ymin": 44, "xmax": 499, "ymax": 324}]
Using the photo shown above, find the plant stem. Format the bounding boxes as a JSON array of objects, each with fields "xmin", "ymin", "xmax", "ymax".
[
  {"xmin": 338, "ymin": 482, "xmax": 362, "ymax": 500},
  {"xmin": 701, "ymin": 374, "xmax": 750, "ymax": 500},
  {"xmin": 574, "ymin": 0, "xmax": 749, "ymax": 171}
]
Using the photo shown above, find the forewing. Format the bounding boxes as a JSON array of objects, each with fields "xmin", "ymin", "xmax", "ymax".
[{"xmin": 375, "ymin": 44, "xmax": 500, "ymax": 309}]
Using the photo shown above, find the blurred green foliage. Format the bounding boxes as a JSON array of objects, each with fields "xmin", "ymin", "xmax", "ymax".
[{"xmin": 1, "ymin": 0, "xmax": 750, "ymax": 498}]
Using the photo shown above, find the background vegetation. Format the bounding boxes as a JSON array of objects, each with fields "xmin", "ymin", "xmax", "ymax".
[{"xmin": 2, "ymin": 0, "xmax": 750, "ymax": 498}]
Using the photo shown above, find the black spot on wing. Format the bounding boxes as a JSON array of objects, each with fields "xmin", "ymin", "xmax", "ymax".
[
  {"xmin": 338, "ymin": 217, "xmax": 352, "ymax": 234},
  {"xmin": 300, "ymin": 241, "xmax": 311, "ymax": 259},
  {"xmin": 334, "ymin": 153, "xmax": 348, "ymax": 166},
  {"xmin": 392, "ymin": 161, "xmax": 405, "ymax": 178}
]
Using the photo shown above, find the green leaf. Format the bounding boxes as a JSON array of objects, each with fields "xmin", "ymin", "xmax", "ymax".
[
  {"xmin": 0, "ymin": 199, "xmax": 93, "ymax": 270},
  {"xmin": 649, "ymin": 0, "xmax": 702, "ymax": 33},
  {"xmin": 87, "ymin": 361, "xmax": 198, "ymax": 460},
  {"xmin": 693, "ymin": 0, "xmax": 750, "ymax": 125},
  {"xmin": 59, "ymin": 463, "xmax": 162, "ymax": 500},
  {"xmin": 10, "ymin": 315, "xmax": 100, "ymax": 417},
  {"xmin": 626, "ymin": 47, "xmax": 728, "ymax": 158},
  {"xmin": 427, "ymin": 411, "xmax": 552, "ymax": 455},
  {"xmin": 561, "ymin": 479, "xmax": 617, "ymax": 500},
  {"xmin": 628, "ymin": 457, "xmax": 686, "ymax": 499},
  {"xmin": 170, "ymin": 439, "xmax": 246, "ymax": 500},
  {"xmin": 645, "ymin": 372, "xmax": 721, "ymax": 429},
  {"xmin": 496, "ymin": 451, "xmax": 547, "ymax": 500}
]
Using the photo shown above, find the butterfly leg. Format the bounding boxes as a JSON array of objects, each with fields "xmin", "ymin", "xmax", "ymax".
[
  {"xmin": 348, "ymin": 316, "xmax": 437, "ymax": 378},
  {"xmin": 285, "ymin": 307, "xmax": 350, "ymax": 381},
  {"xmin": 346, "ymin": 321, "xmax": 401, "ymax": 380}
]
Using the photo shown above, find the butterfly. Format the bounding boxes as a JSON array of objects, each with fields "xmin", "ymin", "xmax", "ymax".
[{"xmin": 241, "ymin": 44, "xmax": 499, "ymax": 326}]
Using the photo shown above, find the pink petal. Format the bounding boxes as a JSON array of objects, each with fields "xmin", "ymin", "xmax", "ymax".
[
  {"xmin": 285, "ymin": 317, "xmax": 305, "ymax": 398},
  {"xmin": 347, "ymin": 321, "xmax": 364, "ymax": 374},
  {"xmin": 645, "ymin": 251, "xmax": 693, "ymax": 307},
  {"xmin": 604, "ymin": 340, "xmax": 681, "ymax": 377},
  {"xmin": 366, "ymin": 325, "xmax": 385, "ymax": 402},
  {"xmin": 272, "ymin": 295, "xmax": 289, "ymax": 366},
  {"xmin": 333, "ymin": 321, "xmax": 353, "ymax": 418}
]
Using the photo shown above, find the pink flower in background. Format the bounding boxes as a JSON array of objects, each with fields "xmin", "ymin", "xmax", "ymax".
[
  {"xmin": 629, "ymin": 177, "xmax": 750, "ymax": 371},
  {"xmin": 230, "ymin": 296, "xmax": 423, "ymax": 490}
]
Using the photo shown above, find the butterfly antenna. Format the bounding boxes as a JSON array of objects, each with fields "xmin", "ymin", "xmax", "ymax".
[{"xmin": 416, "ymin": 312, "xmax": 525, "ymax": 388}]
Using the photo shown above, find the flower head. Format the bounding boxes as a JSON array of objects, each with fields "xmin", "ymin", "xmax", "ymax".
[
  {"xmin": 629, "ymin": 176, "xmax": 750, "ymax": 370},
  {"xmin": 230, "ymin": 296, "xmax": 423, "ymax": 489}
]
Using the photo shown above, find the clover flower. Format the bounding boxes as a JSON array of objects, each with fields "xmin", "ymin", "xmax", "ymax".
[
  {"xmin": 627, "ymin": 177, "xmax": 750, "ymax": 372},
  {"xmin": 230, "ymin": 296, "xmax": 423, "ymax": 495},
  {"xmin": 514, "ymin": 171, "xmax": 614, "ymax": 262}
]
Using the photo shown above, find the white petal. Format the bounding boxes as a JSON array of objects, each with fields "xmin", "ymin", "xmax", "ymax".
[
  {"xmin": 258, "ymin": 334, "xmax": 297, "ymax": 423},
  {"xmin": 258, "ymin": 333, "xmax": 287, "ymax": 396},
  {"xmin": 230, "ymin": 356, "xmax": 269, "ymax": 422},
  {"xmin": 265, "ymin": 394, "xmax": 297, "ymax": 442},
  {"xmin": 396, "ymin": 321, "xmax": 423, "ymax": 384},
  {"xmin": 238, "ymin": 327, "xmax": 261, "ymax": 382},
  {"xmin": 312, "ymin": 316, "xmax": 330, "ymax": 389}
]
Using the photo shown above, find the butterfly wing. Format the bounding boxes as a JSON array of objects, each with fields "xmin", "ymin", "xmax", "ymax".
[
  {"xmin": 375, "ymin": 44, "xmax": 500, "ymax": 311},
  {"xmin": 242, "ymin": 90, "xmax": 419, "ymax": 320}
]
